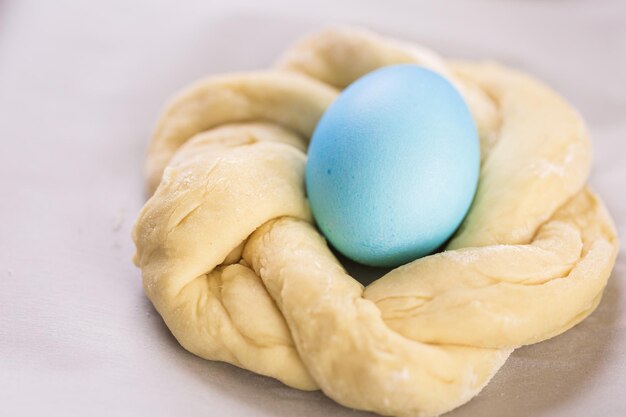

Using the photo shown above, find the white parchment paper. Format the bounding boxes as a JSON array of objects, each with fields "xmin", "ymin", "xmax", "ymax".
[{"xmin": 1, "ymin": 0, "xmax": 625, "ymax": 416}]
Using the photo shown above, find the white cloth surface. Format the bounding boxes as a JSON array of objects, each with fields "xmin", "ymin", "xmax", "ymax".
[{"xmin": 1, "ymin": 0, "xmax": 625, "ymax": 416}]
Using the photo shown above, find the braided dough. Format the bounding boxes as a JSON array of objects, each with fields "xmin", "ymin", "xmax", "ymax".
[{"xmin": 132, "ymin": 28, "xmax": 618, "ymax": 417}]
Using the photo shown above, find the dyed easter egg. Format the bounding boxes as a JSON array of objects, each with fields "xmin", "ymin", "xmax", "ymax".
[{"xmin": 306, "ymin": 64, "xmax": 479, "ymax": 267}]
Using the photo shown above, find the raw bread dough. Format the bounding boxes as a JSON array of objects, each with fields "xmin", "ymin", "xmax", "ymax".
[{"xmin": 132, "ymin": 28, "xmax": 618, "ymax": 417}]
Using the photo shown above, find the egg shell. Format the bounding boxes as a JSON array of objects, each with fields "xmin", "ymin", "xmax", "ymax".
[{"xmin": 305, "ymin": 64, "xmax": 480, "ymax": 267}]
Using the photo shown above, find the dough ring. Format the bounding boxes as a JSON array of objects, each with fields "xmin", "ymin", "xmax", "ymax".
[{"xmin": 132, "ymin": 28, "xmax": 618, "ymax": 417}]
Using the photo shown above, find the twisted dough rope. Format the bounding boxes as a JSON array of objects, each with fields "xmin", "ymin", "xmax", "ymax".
[{"xmin": 132, "ymin": 28, "xmax": 618, "ymax": 417}]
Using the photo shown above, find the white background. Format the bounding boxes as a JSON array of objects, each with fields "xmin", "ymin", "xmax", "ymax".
[{"xmin": 1, "ymin": 0, "xmax": 625, "ymax": 416}]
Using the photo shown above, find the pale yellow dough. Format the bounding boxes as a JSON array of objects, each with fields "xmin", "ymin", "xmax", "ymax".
[{"xmin": 132, "ymin": 28, "xmax": 618, "ymax": 417}]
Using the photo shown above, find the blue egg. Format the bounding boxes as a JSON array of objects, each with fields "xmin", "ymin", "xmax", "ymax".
[{"xmin": 306, "ymin": 64, "xmax": 479, "ymax": 267}]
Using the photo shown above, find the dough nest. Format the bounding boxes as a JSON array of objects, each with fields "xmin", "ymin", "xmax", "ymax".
[{"xmin": 132, "ymin": 28, "xmax": 618, "ymax": 417}]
